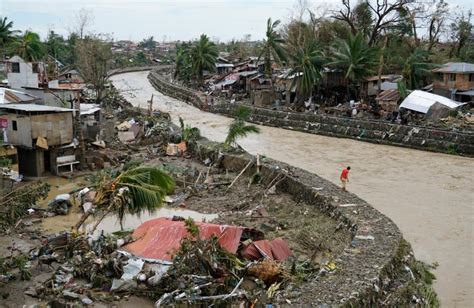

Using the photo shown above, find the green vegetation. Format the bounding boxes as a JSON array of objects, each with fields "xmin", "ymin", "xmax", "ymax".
[
  {"xmin": 179, "ymin": 117, "xmax": 201, "ymax": 143},
  {"xmin": 0, "ymin": 182, "xmax": 50, "ymax": 231},
  {"xmin": 225, "ymin": 106, "xmax": 260, "ymax": 146},
  {"xmin": 258, "ymin": 18, "xmax": 287, "ymax": 78},
  {"xmin": 331, "ymin": 32, "xmax": 378, "ymax": 99},
  {"xmin": 190, "ymin": 34, "xmax": 218, "ymax": 84},
  {"xmin": 76, "ymin": 166, "xmax": 175, "ymax": 232}
]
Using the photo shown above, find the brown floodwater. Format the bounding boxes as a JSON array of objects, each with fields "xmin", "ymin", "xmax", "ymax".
[{"xmin": 111, "ymin": 71, "xmax": 474, "ymax": 307}]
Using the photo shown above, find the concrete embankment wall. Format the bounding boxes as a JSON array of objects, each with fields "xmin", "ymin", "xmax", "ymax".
[
  {"xmin": 107, "ymin": 65, "xmax": 160, "ymax": 77},
  {"xmin": 148, "ymin": 68, "xmax": 474, "ymax": 156},
  {"xmin": 143, "ymin": 68, "xmax": 428, "ymax": 305},
  {"xmin": 192, "ymin": 141, "xmax": 403, "ymax": 306}
]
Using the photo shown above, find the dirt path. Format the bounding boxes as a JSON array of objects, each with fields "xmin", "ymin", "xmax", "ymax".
[{"xmin": 111, "ymin": 71, "xmax": 474, "ymax": 307}]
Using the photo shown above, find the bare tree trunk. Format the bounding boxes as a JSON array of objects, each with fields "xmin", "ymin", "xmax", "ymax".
[
  {"xmin": 89, "ymin": 208, "xmax": 111, "ymax": 234},
  {"xmin": 75, "ymin": 210, "xmax": 92, "ymax": 230},
  {"xmin": 377, "ymin": 36, "xmax": 389, "ymax": 94},
  {"xmin": 74, "ymin": 92, "xmax": 87, "ymax": 168}
]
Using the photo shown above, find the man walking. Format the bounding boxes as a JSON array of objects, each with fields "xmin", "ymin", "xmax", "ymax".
[{"xmin": 340, "ymin": 166, "xmax": 351, "ymax": 191}]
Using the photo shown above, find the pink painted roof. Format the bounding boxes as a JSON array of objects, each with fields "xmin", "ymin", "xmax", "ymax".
[
  {"xmin": 241, "ymin": 238, "xmax": 293, "ymax": 261},
  {"xmin": 122, "ymin": 218, "xmax": 247, "ymax": 262}
]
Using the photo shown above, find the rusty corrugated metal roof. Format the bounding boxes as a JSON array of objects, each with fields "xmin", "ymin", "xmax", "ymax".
[
  {"xmin": 376, "ymin": 89, "xmax": 400, "ymax": 102},
  {"xmin": 241, "ymin": 238, "xmax": 293, "ymax": 261},
  {"xmin": 122, "ymin": 218, "xmax": 251, "ymax": 262}
]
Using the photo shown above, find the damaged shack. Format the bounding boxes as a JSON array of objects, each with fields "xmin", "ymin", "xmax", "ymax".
[{"xmin": 0, "ymin": 104, "xmax": 75, "ymax": 177}]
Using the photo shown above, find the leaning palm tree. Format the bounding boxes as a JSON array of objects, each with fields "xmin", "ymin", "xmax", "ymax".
[
  {"xmin": 288, "ymin": 38, "xmax": 325, "ymax": 106},
  {"xmin": 190, "ymin": 34, "xmax": 218, "ymax": 84},
  {"xmin": 331, "ymin": 32, "xmax": 378, "ymax": 99},
  {"xmin": 225, "ymin": 106, "xmax": 260, "ymax": 146},
  {"xmin": 75, "ymin": 166, "xmax": 175, "ymax": 233},
  {"xmin": 9, "ymin": 30, "xmax": 45, "ymax": 61},
  {"xmin": 258, "ymin": 18, "xmax": 287, "ymax": 78}
]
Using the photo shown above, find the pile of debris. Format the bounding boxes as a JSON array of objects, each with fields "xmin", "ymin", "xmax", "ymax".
[
  {"xmin": 10, "ymin": 214, "xmax": 293, "ymax": 306},
  {"xmin": 0, "ymin": 182, "xmax": 50, "ymax": 231}
]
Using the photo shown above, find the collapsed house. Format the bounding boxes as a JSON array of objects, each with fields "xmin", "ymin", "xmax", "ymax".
[{"xmin": 399, "ymin": 90, "xmax": 466, "ymax": 119}]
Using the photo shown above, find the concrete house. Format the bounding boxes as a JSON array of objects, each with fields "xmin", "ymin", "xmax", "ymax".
[
  {"xmin": 3, "ymin": 56, "xmax": 48, "ymax": 90},
  {"xmin": 4, "ymin": 56, "xmax": 86, "ymax": 108},
  {"xmin": 0, "ymin": 104, "xmax": 75, "ymax": 177},
  {"xmin": 432, "ymin": 62, "xmax": 474, "ymax": 102}
]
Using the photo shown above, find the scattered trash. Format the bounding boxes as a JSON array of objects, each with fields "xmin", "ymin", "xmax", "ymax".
[
  {"xmin": 121, "ymin": 258, "xmax": 144, "ymax": 280},
  {"xmin": 339, "ymin": 203, "xmax": 358, "ymax": 207},
  {"xmin": 355, "ymin": 235, "xmax": 375, "ymax": 240},
  {"xmin": 48, "ymin": 194, "xmax": 72, "ymax": 215}
]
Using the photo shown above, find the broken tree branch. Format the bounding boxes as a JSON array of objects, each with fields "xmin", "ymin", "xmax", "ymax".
[{"xmin": 226, "ymin": 160, "xmax": 253, "ymax": 192}]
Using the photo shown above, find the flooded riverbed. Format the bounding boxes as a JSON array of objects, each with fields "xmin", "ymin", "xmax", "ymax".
[{"xmin": 111, "ymin": 71, "xmax": 474, "ymax": 307}]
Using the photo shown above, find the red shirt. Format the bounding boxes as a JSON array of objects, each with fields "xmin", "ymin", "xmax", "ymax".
[{"xmin": 341, "ymin": 169, "xmax": 349, "ymax": 179}]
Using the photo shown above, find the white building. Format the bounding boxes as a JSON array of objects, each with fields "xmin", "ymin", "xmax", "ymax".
[{"xmin": 4, "ymin": 55, "xmax": 48, "ymax": 90}]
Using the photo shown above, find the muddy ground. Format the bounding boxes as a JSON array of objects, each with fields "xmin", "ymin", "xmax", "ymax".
[
  {"xmin": 111, "ymin": 70, "xmax": 474, "ymax": 307},
  {"xmin": 0, "ymin": 144, "xmax": 351, "ymax": 307}
]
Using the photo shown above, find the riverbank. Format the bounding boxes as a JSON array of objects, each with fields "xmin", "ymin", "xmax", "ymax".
[
  {"xmin": 148, "ymin": 67, "xmax": 474, "ymax": 156},
  {"xmin": 111, "ymin": 70, "xmax": 474, "ymax": 306}
]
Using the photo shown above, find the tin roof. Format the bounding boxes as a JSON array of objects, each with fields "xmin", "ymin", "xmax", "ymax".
[
  {"xmin": 376, "ymin": 89, "xmax": 400, "ymax": 102},
  {"xmin": 241, "ymin": 238, "xmax": 293, "ymax": 261},
  {"xmin": 0, "ymin": 87, "xmax": 40, "ymax": 104},
  {"xmin": 121, "ymin": 218, "xmax": 257, "ymax": 262},
  {"xmin": 433, "ymin": 62, "xmax": 474, "ymax": 73},
  {"xmin": 399, "ymin": 90, "xmax": 466, "ymax": 114},
  {"xmin": 80, "ymin": 103, "xmax": 101, "ymax": 115},
  {"xmin": 0, "ymin": 103, "xmax": 74, "ymax": 113}
]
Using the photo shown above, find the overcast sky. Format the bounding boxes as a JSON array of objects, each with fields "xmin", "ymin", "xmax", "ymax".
[{"xmin": 1, "ymin": 0, "xmax": 473, "ymax": 42}]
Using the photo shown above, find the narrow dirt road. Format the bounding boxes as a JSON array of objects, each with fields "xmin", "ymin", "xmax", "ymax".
[{"xmin": 111, "ymin": 71, "xmax": 474, "ymax": 307}]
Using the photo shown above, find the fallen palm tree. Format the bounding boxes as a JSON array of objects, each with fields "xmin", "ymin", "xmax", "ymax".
[{"xmin": 75, "ymin": 166, "xmax": 175, "ymax": 233}]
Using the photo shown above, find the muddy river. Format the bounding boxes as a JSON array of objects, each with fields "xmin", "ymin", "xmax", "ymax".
[{"xmin": 111, "ymin": 71, "xmax": 473, "ymax": 307}]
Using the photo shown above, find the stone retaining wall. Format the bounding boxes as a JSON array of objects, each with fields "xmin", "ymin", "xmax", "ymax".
[
  {"xmin": 191, "ymin": 140, "xmax": 404, "ymax": 306},
  {"xmin": 148, "ymin": 68, "xmax": 474, "ymax": 156},
  {"xmin": 120, "ymin": 72, "xmax": 430, "ymax": 305}
]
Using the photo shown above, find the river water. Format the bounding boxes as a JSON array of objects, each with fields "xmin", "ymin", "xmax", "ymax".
[{"xmin": 111, "ymin": 71, "xmax": 474, "ymax": 307}]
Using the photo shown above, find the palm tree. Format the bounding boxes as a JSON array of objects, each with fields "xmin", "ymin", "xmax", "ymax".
[
  {"xmin": 258, "ymin": 18, "xmax": 287, "ymax": 78},
  {"xmin": 10, "ymin": 31, "xmax": 45, "ymax": 61},
  {"xmin": 0, "ymin": 17, "xmax": 19, "ymax": 48},
  {"xmin": 331, "ymin": 32, "xmax": 378, "ymax": 99},
  {"xmin": 190, "ymin": 34, "xmax": 218, "ymax": 84},
  {"xmin": 225, "ymin": 106, "xmax": 260, "ymax": 146},
  {"xmin": 288, "ymin": 39, "xmax": 325, "ymax": 105},
  {"xmin": 0, "ymin": 17, "xmax": 19, "ymax": 58},
  {"xmin": 402, "ymin": 48, "xmax": 433, "ymax": 90},
  {"xmin": 75, "ymin": 166, "xmax": 175, "ymax": 232},
  {"xmin": 175, "ymin": 42, "xmax": 192, "ymax": 81}
]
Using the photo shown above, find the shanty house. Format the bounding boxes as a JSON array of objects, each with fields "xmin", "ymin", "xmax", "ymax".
[
  {"xmin": 362, "ymin": 75, "xmax": 402, "ymax": 97},
  {"xmin": 80, "ymin": 103, "xmax": 102, "ymax": 141},
  {"xmin": 376, "ymin": 89, "xmax": 400, "ymax": 112},
  {"xmin": 432, "ymin": 62, "xmax": 474, "ymax": 102},
  {"xmin": 0, "ymin": 104, "xmax": 75, "ymax": 177}
]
